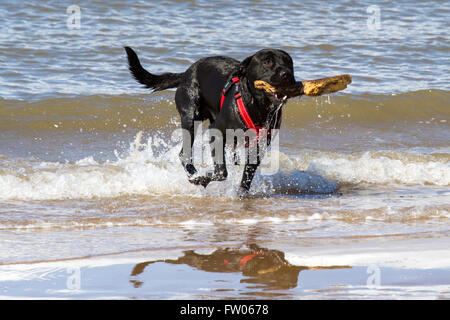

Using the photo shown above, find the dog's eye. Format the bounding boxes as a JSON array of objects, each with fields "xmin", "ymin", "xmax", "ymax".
[{"xmin": 262, "ymin": 59, "xmax": 273, "ymax": 68}]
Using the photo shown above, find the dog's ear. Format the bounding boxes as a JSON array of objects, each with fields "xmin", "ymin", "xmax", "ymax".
[{"xmin": 239, "ymin": 55, "xmax": 253, "ymax": 76}]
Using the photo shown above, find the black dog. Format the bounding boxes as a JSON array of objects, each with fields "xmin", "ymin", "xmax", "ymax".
[{"xmin": 125, "ymin": 47, "xmax": 297, "ymax": 195}]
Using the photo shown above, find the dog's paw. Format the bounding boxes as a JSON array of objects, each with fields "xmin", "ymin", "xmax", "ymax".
[
  {"xmin": 236, "ymin": 187, "xmax": 250, "ymax": 199},
  {"xmin": 211, "ymin": 172, "xmax": 227, "ymax": 182},
  {"xmin": 184, "ymin": 163, "xmax": 198, "ymax": 177},
  {"xmin": 189, "ymin": 175, "xmax": 212, "ymax": 188}
]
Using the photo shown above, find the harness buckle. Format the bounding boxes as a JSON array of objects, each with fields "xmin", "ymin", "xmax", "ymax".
[{"xmin": 223, "ymin": 77, "xmax": 239, "ymax": 95}]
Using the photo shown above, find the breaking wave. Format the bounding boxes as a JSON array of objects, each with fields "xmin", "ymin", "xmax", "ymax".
[{"xmin": 0, "ymin": 131, "xmax": 448, "ymax": 201}]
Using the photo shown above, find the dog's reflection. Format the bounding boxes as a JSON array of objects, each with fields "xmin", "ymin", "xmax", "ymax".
[{"xmin": 130, "ymin": 244, "xmax": 349, "ymax": 290}]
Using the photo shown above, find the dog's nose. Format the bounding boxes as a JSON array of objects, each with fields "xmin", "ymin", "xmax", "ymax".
[
  {"xmin": 279, "ymin": 69, "xmax": 294, "ymax": 83},
  {"xmin": 280, "ymin": 69, "xmax": 292, "ymax": 81}
]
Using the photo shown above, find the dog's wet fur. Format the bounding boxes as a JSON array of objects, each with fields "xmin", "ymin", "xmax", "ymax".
[{"xmin": 125, "ymin": 47, "xmax": 297, "ymax": 195}]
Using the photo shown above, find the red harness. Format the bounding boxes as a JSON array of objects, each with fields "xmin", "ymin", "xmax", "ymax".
[{"xmin": 219, "ymin": 77, "xmax": 263, "ymax": 135}]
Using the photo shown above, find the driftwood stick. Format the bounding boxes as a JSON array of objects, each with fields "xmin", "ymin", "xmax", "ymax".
[{"xmin": 254, "ymin": 74, "xmax": 352, "ymax": 97}]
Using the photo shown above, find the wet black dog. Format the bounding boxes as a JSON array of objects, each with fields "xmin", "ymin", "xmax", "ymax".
[{"xmin": 125, "ymin": 47, "xmax": 297, "ymax": 195}]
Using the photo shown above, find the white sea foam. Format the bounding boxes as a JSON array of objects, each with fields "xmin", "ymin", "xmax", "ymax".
[
  {"xmin": 305, "ymin": 151, "xmax": 450, "ymax": 186},
  {"xmin": 0, "ymin": 133, "xmax": 448, "ymax": 200}
]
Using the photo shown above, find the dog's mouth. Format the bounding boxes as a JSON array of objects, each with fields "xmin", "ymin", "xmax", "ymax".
[
  {"xmin": 255, "ymin": 80, "xmax": 303, "ymax": 106},
  {"xmin": 266, "ymin": 91, "xmax": 288, "ymax": 105},
  {"xmin": 262, "ymin": 81, "xmax": 299, "ymax": 105}
]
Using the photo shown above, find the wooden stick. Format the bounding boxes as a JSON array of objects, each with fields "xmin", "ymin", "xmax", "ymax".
[{"xmin": 254, "ymin": 74, "xmax": 352, "ymax": 97}]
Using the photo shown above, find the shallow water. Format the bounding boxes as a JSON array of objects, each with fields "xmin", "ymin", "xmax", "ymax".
[{"xmin": 0, "ymin": 0, "xmax": 449, "ymax": 299}]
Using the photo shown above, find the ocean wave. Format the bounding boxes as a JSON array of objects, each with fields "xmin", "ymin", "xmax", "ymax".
[
  {"xmin": 0, "ymin": 90, "xmax": 448, "ymax": 133},
  {"xmin": 0, "ymin": 132, "xmax": 448, "ymax": 201},
  {"xmin": 286, "ymin": 150, "xmax": 450, "ymax": 186}
]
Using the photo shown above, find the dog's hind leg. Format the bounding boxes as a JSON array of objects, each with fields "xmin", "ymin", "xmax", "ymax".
[
  {"xmin": 209, "ymin": 131, "xmax": 228, "ymax": 181},
  {"xmin": 175, "ymin": 85, "xmax": 200, "ymax": 178},
  {"xmin": 187, "ymin": 131, "xmax": 228, "ymax": 188},
  {"xmin": 179, "ymin": 119, "xmax": 197, "ymax": 177}
]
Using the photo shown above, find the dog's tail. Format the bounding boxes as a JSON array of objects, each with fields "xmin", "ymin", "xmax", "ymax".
[{"xmin": 124, "ymin": 46, "xmax": 184, "ymax": 91}]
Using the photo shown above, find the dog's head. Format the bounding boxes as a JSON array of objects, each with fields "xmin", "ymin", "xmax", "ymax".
[{"xmin": 240, "ymin": 49, "xmax": 296, "ymax": 103}]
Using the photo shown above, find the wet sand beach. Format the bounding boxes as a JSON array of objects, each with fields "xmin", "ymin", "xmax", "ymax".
[{"xmin": 0, "ymin": 0, "xmax": 449, "ymax": 299}]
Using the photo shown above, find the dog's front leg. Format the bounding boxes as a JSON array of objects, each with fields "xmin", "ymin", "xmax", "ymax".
[
  {"xmin": 238, "ymin": 132, "xmax": 271, "ymax": 197},
  {"xmin": 238, "ymin": 142, "xmax": 262, "ymax": 196},
  {"xmin": 238, "ymin": 162, "xmax": 260, "ymax": 196}
]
